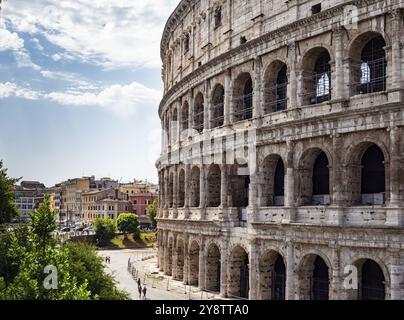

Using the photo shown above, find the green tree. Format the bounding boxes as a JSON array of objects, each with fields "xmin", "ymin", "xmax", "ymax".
[
  {"xmin": 65, "ymin": 242, "xmax": 129, "ymax": 300},
  {"xmin": 116, "ymin": 213, "xmax": 139, "ymax": 239},
  {"xmin": 94, "ymin": 218, "xmax": 116, "ymax": 247},
  {"xmin": 146, "ymin": 200, "xmax": 158, "ymax": 229},
  {"xmin": 0, "ymin": 160, "xmax": 20, "ymax": 224},
  {"xmin": 0, "ymin": 195, "xmax": 90, "ymax": 300}
]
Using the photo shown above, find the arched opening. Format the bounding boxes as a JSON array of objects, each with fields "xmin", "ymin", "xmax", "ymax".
[
  {"xmin": 298, "ymin": 149, "xmax": 330, "ymax": 206},
  {"xmin": 181, "ymin": 101, "xmax": 189, "ymax": 132},
  {"xmin": 211, "ymin": 84, "xmax": 224, "ymax": 128},
  {"xmin": 312, "ymin": 152, "xmax": 330, "ymax": 205},
  {"xmin": 298, "ymin": 254, "xmax": 330, "ymax": 300},
  {"xmin": 178, "ymin": 169, "xmax": 185, "ymax": 208},
  {"xmin": 264, "ymin": 62, "xmax": 288, "ymax": 114},
  {"xmin": 206, "ymin": 244, "xmax": 221, "ymax": 292},
  {"xmin": 262, "ymin": 155, "xmax": 285, "ymax": 206},
  {"xmin": 194, "ymin": 93, "xmax": 204, "ymax": 133},
  {"xmin": 228, "ymin": 246, "xmax": 249, "ymax": 298},
  {"xmin": 233, "ymin": 73, "xmax": 253, "ymax": 122},
  {"xmin": 259, "ymin": 251, "xmax": 286, "ymax": 300},
  {"xmin": 350, "ymin": 33, "xmax": 386, "ymax": 95},
  {"xmin": 189, "ymin": 241, "xmax": 200, "ymax": 286},
  {"xmin": 190, "ymin": 167, "xmax": 200, "ymax": 207},
  {"xmin": 171, "ymin": 108, "xmax": 178, "ymax": 143},
  {"xmin": 359, "ymin": 259, "xmax": 386, "ymax": 300},
  {"xmin": 301, "ymin": 48, "xmax": 331, "ymax": 105},
  {"xmin": 207, "ymin": 164, "xmax": 221, "ymax": 207},
  {"xmin": 175, "ymin": 239, "xmax": 185, "ymax": 281},
  {"xmin": 361, "ymin": 144, "xmax": 386, "ymax": 205},
  {"xmin": 169, "ymin": 172, "xmax": 174, "ymax": 208}
]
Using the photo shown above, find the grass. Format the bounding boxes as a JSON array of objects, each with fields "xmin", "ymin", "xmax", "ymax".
[{"xmin": 105, "ymin": 231, "xmax": 157, "ymax": 250}]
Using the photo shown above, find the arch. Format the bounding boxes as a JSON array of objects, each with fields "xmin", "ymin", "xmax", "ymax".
[
  {"xmin": 263, "ymin": 60, "xmax": 288, "ymax": 114},
  {"xmin": 259, "ymin": 250, "xmax": 286, "ymax": 300},
  {"xmin": 298, "ymin": 254, "xmax": 330, "ymax": 300},
  {"xmin": 232, "ymin": 72, "xmax": 253, "ymax": 122},
  {"xmin": 345, "ymin": 142, "xmax": 387, "ymax": 205},
  {"xmin": 206, "ymin": 243, "xmax": 221, "ymax": 292},
  {"xmin": 347, "ymin": 259, "xmax": 386, "ymax": 300},
  {"xmin": 211, "ymin": 84, "xmax": 225, "ymax": 128},
  {"xmin": 194, "ymin": 92, "xmax": 204, "ymax": 133},
  {"xmin": 168, "ymin": 172, "xmax": 174, "ymax": 208},
  {"xmin": 181, "ymin": 101, "xmax": 189, "ymax": 132},
  {"xmin": 190, "ymin": 166, "xmax": 200, "ymax": 207},
  {"xmin": 297, "ymin": 148, "xmax": 331, "ymax": 206},
  {"xmin": 175, "ymin": 238, "xmax": 185, "ymax": 281},
  {"xmin": 301, "ymin": 47, "xmax": 331, "ymax": 105},
  {"xmin": 178, "ymin": 169, "xmax": 185, "ymax": 207},
  {"xmin": 189, "ymin": 241, "xmax": 200, "ymax": 286},
  {"xmin": 348, "ymin": 32, "xmax": 387, "ymax": 95},
  {"xmin": 262, "ymin": 154, "xmax": 285, "ymax": 206},
  {"xmin": 207, "ymin": 164, "xmax": 221, "ymax": 207},
  {"xmin": 228, "ymin": 245, "xmax": 249, "ymax": 298},
  {"xmin": 229, "ymin": 163, "xmax": 250, "ymax": 208}
]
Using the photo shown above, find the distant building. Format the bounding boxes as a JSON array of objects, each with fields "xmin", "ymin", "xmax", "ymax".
[
  {"xmin": 119, "ymin": 180, "xmax": 158, "ymax": 216},
  {"xmin": 81, "ymin": 188, "xmax": 131, "ymax": 223},
  {"xmin": 14, "ymin": 181, "xmax": 46, "ymax": 220}
]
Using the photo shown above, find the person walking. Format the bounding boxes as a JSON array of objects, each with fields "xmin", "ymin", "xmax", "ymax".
[
  {"xmin": 138, "ymin": 285, "xmax": 142, "ymax": 299},
  {"xmin": 142, "ymin": 286, "xmax": 147, "ymax": 300},
  {"xmin": 137, "ymin": 278, "xmax": 141, "ymax": 288}
]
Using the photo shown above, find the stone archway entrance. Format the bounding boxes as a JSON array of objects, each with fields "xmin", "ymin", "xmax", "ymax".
[
  {"xmin": 259, "ymin": 251, "xmax": 286, "ymax": 300},
  {"xmin": 189, "ymin": 241, "xmax": 200, "ymax": 286},
  {"xmin": 206, "ymin": 244, "xmax": 221, "ymax": 292},
  {"xmin": 228, "ymin": 246, "xmax": 249, "ymax": 298}
]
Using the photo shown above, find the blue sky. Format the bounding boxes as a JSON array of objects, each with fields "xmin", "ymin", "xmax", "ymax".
[{"xmin": 0, "ymin": 0, "xmax": 178, "ymax": 186}]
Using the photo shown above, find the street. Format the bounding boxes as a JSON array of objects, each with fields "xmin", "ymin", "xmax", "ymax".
[{"xmin": 98, "ymin": 249, "xmax": 221, "ymax": 300}]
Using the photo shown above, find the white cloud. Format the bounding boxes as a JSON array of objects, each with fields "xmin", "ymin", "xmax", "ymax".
[
  {"xmin": 0, "ymin": 80, "xmax": 161, "ymax": 117},
  {"xmin": 2, "ymin": 0, "xmax": 178, "ymax": 69},
  {"xmin": 0, "ymin": 28, "xmax": 24, "ymax": 51},
  {"xmin": 46, "ymin": 81, "xmax": 161, "ymax": 116},
  {"xmin": 40, "ymin": 70, "xmax": 98, "ymax": 90},
  {"xmin": 0, "ymin": 82, "xmax": 41, "ymax": 100}
]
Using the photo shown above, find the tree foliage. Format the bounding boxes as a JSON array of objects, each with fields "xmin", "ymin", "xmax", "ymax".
[
  {"xmin": 65, "ymin": 242, "xmax": 129, "ymax": 300},
  {"xmin": 94, "ymin": 218, "xmax": 116, "ymax": 246},
  {"xmin": 0, "ymin": 195, "xmax": 90, "ymax": 300},
  {"xmin": 146, "ymin": 200, "xmax": 158, "ymax": 229},
  {"xmin": 0, "ymin": 160, "xmax": 20, "ymax": 224},
  {"xmin": 116, "ymin": 213, "xmax": 139, "ymax": 239}
]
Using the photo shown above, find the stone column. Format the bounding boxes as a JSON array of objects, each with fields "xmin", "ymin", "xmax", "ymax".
[
  {"xmin": 220, "ymin": 241, "xmax": 228, "ymax": 297},
  {"xmin": 390, "ymin": 264, "xmax": 402, "ymax": 300},
  {"xmin": 284, "ymin": 141, "xmax": 296, "ymax": 222},
  {"xmin": 224, "ymin": 69, "xmax": 232, "ymax": 126},
  {"xmin": 248, "ymin": 171, "xmax": 259, "ymax": 223},
  {"xmin": 287, "ymin": 42, "xmax": 298, "ymax": 109},
  {"xmin": 249, "ymin": 242, "xmax": 260, "ymax": 299},
  {"xmin": 177, "ymin": 99, "xmax": 182, "ymax": 142},
  {"xmin": 198, "ymin": 240, "xmax": 206, "ymax": 290},
  {"xmin": 330, "ymin": 245, "xmax": 341, "ymax": 300},
  {"xmin": 184, "ymin": 164, "xmax": 190, "ymax": 209},
  {"xmin": 330, "ymin": 133, "xmax": 344, "ymax": 225},
  {"xmin": 253, "ymin": 56, "xmax": 262, "ymax": 118},
  {"xmin": 183, "ymin": 234, "xmax": 190, "ymax": 284},
  {"xmin": 387, "ymin": 127, "xmax": 403, "ymax": 226},
  {"xmin": 333, "ymin": 27, "xmax": 345, "ymax": 100},
  {"xmin": 390, "ymin": 9, "xmax": 402, "ymax": 91},
  {"xmin": 164, "ymin": 170, "xmax": 169, "ymax": 211},
  {"xmin": 173, "ymin": 166, "xmax": 178, "ymax": 219},
  {"xmin": 285, "ymin": 239, "xmax": 296, "ymax": 300},
  {"xmin": 204, "ymin": 80, "xmax": 211, "ymax": 131}
]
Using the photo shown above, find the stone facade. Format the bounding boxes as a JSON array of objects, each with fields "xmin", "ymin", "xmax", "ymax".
[{"xmin": 156, "ymin": 0, "xmax": 404, "ymax": 300}]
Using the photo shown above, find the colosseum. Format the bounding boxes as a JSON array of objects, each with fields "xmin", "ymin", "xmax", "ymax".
[{"xmin": 156, "ymin": 0, "xmax": 404, "ymax": 300}]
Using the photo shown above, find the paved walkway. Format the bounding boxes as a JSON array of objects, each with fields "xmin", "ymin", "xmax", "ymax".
[{"xmin": 98, "ymin": 249, "xmax": 221, "ymax": 300}]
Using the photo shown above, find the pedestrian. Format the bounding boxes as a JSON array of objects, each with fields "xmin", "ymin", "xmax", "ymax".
[
  {"xmin": 105, "ymin": 256, "xmax": 108, "ymax": 264},
  {"xmin": 138, "ymin": 285, "xmax": 142, "ymax": 299},
  {"xmin": 142, "ymin": 286, "xmax": 147, "ymax": 300},
  {"xmin": 137, "ymin": 278, "xmax": 141, "ymax": 288}
]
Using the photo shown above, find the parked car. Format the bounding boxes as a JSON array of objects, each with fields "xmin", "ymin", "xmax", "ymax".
[
  {"xmin": 61, "ymin": 227, "xmax": 70, "ymax": 232},
  {"xmin": 75, "ymin": 226, "xmax": 84, "ymax": 232}
]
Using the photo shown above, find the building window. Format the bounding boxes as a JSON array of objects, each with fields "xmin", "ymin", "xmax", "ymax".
[
  {"xmin": 184, "ymin": 33, "xmax": 190, "ymax": 53},
  {"xmin": 311, "ymin": 4, "xmax": 322, "ymax": 15},
  {"xmin": 214, "ymin": 7, "xmax": 222, "ymax": 29}
]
